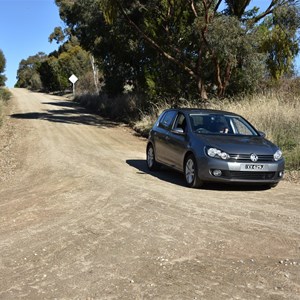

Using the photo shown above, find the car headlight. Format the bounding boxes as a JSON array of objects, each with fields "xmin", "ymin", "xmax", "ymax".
[
  {"xmin": 207, "ymin": 147, "xmax": 230, "ymax": 160},
  {"xmin": 274, "ymin": 149, "xmax": 283, "ymax": 161}
]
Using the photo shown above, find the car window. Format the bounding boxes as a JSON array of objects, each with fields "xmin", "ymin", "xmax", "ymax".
[
  {"xmin": 190, "ymin": 115, "xmax": 205, "ymax": 130},
  {"xmin": 173, "ymin": 113, "xmax": 187, "ymax": 132},
  {"xmin": 159, "ymin": 111, "xmax": 177, "ymax": 129},
  {"xmin": 189, "ymin": 113, "xmax": 258, "ymax": 136},
  {"xmin": 231, "ymin": 117, "xmax": 257, "ymax": 135},
  {"xmin": 190, "ymin": 114, "xmax": 230, "ymax": 133}
]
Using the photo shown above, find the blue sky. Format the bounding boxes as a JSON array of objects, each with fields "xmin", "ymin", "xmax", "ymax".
[
  {"xmin": 0, "ymin": 0, "xmax": 62, "ymax": 87},
  {"xmin": 0, "ymin": 1, "xmax": 298, "ymax": 88}
]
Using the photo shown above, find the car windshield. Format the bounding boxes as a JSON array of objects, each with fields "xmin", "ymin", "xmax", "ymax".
[{"xmin": 189, "ymin": 113, "xmax": 258, "ymax": 136}]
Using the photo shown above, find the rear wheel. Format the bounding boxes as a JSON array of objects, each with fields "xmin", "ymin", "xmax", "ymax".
[
  {"xmin": 184, "ymin": 154, "xmax": 203, "ymax": 188},
  {"xmin": 146, "ymin": 144, "xmax": 160, "ymax": 171}
]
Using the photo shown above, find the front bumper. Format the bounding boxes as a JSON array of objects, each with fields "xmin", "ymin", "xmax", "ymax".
[{"xmin": 197, "ymin": 157, "xmax": 285, "ymax": 184}]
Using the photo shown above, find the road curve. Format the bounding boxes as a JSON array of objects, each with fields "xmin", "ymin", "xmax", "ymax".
[{"xmin": 0, "ymin": 89, "xmax": 299, "ymax": 299}]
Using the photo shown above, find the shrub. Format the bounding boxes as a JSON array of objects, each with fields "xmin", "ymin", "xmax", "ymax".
[
  {"xmin": 0, "ymin": 88, "xmax": 11, "ymax": 127},
  {"xmin": 0, "ymin": 88, "xmax": 11, "ymax": 102},
  {"xmin": 75, "ymin": 92, "xmax": 147, "ymax": 122}
]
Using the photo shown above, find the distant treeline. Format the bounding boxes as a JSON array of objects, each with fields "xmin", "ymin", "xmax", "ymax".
[{"xmin": 0, "ymin": 49, "xmax": 7, "ymax": 87}]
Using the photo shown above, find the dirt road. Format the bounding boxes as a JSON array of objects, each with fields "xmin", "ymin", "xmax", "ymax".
[{"xmin": 0, "ymin": 88, "xmax": 299, "ymax": 299}]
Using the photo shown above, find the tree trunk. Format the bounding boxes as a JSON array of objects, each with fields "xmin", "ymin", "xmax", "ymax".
[
  {"xmin": 214, "ymin": 56, "xmax": 232, "ymax": 98},
  {"xmin": 90, "ymin": 54, "xmax": 99, "ymax": 94},
  {"xmin": 195, "ymin": 47, "xmax": 208, "ymax": 101},
  {"xmin": 197, "ymin": 76, "xmax": 208, "ymax": 100}
]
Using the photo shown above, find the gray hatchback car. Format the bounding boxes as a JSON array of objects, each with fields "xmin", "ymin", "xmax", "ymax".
[{"xmin": 146, "ymin": 108, "xmax": 284, "ymax": 188}]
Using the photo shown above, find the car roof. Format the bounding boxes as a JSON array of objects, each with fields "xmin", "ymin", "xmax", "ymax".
[{"xmin": 163, "ymin": 108, "xmax": 240, "ymax": 117}]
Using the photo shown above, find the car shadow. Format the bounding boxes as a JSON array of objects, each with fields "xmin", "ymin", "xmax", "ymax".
[
  {"xmin": 126, "ymin": 159, "xmax": 186, "ymax": 186},
  {"xmin": 126, "ymin": 159, "xmax": 271, "ymax": 191},
  {"xmin": 10, "ymin": 100, "xmax": 119, "ymax": 128}
]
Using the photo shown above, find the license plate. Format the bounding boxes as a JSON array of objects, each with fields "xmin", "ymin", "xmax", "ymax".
[{"xmin": 241, "ymin": 164, "xmax": 267, "ymax": 171}]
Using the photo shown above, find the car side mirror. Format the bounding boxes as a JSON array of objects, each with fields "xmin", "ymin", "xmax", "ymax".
[
  {"xmin": 258, "ymin": 131, "xmax": 266, "ymax": 138},
  {"xmin": 172, "ymin": 128, "xmax": 185, "ymax": 135}
]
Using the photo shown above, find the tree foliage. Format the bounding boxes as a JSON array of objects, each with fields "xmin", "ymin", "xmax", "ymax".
[
  {"xmin": 15, "ymin": 52, "xmax": 47, "ymax": 89},
  {"xmin": 17, "ymin": 1, "xmax": 300, "ymax": 101},
  {"xmin": 16, "ymin": 40, "xmax": 93, "ymax": 92},
  {"xmin": 52, "ymin": 0, "xmax": 299, "ymax": 101},
  {"xmin": 259, "ymin": 4, "xmax": 300, "ymax": 80},
  {"xmin": 225, "ymin": 0, "xmax": 251, "ymax": 19},
  {"xmin": 0, "ymin": 49, "xmax": 7, "ymax": 87}
]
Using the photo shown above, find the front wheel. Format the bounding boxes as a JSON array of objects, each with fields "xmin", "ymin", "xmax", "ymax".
[
  {"xmin": 184, "ymin": 154, "xmax": 203, "ymax": 188},
  {"xmin": 146, "ymin": 144, "xmax": 160, "ymax": 171},
  {"xmin": 263, "ymin": 182, "xmax": 278, "ymax": 189}
]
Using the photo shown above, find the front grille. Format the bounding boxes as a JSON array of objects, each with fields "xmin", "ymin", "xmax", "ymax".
[
  {"xmin": 228, "ymin": 171, "xmax": 276, "ymax": 180},
  {"xmin": 229, "ymin": 154, "xmax": 274, "ymax": 162}
]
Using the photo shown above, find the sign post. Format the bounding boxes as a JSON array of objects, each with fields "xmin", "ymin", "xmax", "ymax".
[{"xmin": 69, "ymin": 74, "xmax": 78, "ymax": 97}]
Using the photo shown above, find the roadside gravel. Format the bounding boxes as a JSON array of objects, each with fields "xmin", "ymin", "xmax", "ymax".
[{"xmin": 0, "ymin": 98, "xmax": 21, "ymax": 182}]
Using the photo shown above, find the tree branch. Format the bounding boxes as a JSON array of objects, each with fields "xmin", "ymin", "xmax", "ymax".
[
  {"xmin": 189, "ymin": 0, "xmax": 198, "ymax": 17},
  {"xmin": 116, "ymin": 1, "xmax": 197, "ymax": 79},
  {"xmin": 252, "ymin": 0, "xmax": 294, "ymax": 23},
  {"xmin": 214, "ymin": 0, "xmax": 223, "ymax": 13}
]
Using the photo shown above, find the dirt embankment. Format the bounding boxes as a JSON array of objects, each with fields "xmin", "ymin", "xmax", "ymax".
[{"xmin": 0, "ymin": 89, "xmax": 299, "ymax": 299}]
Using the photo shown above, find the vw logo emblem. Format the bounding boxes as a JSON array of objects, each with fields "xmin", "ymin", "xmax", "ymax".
[{"xmin": 250, "ymin": 153, "xmax": 258, "ymax": 162}]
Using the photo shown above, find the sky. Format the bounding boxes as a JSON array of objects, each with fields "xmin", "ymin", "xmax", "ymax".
[
  {"xmin": 0, "ymin": 1, "xmax": 299, "ymax": 88},
  {"xmin": 0, "ymin": 0, "xmax": 62, "ymax": 87}
]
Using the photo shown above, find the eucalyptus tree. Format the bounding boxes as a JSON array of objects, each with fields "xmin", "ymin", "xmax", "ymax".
[
  {"xmin": 54, "ymin": 0, "xmax": 149, "ymax": 97},
  {"xmin": 39, "ymin": 40, "xmax": 91, "ymax": 92},
  {"xmin": 15, "ymin": 52, "xmax": 47, "ymax": 89},
  {"xmin": 54, "ymin": 0, "xmax": 300, "ymax": 99},
  {"xmin": 259, "ymin": 4, "xmax": 300, "ymax": 80}
]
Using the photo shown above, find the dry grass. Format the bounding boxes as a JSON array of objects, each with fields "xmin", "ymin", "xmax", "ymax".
[
  {"xmin": 75, "ymin": 86, "xmax": 299, "ymax": 176},
  {"xmin": 134, "ymin": 91, "xmax": 300, "ymax": 175},
  {"xmin": 0, "ymin": 88, "xmax": 12, "ymax": 127},
  {"xmin": 133, "ymin": 101, "xmax": 169, "ymax": 136},
  {"xmin": 209, "ymin": 92, "xmax": 300, "ymax": 172},
  {"xmin": 75, "ymin": 92, "xmax": 145, "ymax": 122},
  {"xmin": 0, "ymin": 101, "xmax": 3, "ymax": 127}
]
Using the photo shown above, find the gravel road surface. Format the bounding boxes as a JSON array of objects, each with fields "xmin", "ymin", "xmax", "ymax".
[{"xmin": 0, "ymin": 89, "xmax": 299, "ymax": 299}]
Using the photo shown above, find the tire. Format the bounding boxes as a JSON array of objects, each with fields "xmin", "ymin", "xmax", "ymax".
[
  {"xmin": 184, "ymin": 154, "xmax": 203, "ymax": 188},
  {"xmin": 146, "ymin": 144, "xmax": 160, "ymax": 171}
]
